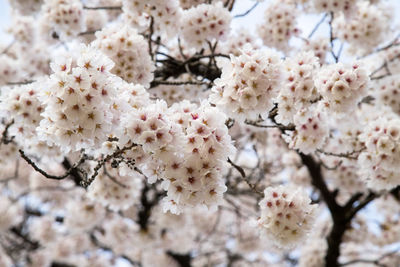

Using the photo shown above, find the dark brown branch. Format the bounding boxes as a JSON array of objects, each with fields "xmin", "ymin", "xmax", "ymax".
[
  {"xmin": 316, "ymin": 147, "xmax": 365, "ymax": 160},
  {"xmin": 61, "ymin": 157, "xmax": 84, "ymax": 185},
  {"xmin": 136, "ymin": 182, "xmax": 164, "ymax": 231},
  {"xmin": 227, "ymin": 158, "xmax": 263, "ymax": 197},
  {"xmin": 301, "ymin": 151, "xmax": 399, "ymax": 267},
  {"xmin": 167, "ymin": 251, "xmax": 192, "ymax": 267},
  {"xmin": 103, "ymin": 165, "xmax": 128, "ymax": 188},
  {"xmin": 19, "ymin": 150, "xmax": 87, "ymax": 181},
  {"xmin": 300, "ymin": 154, "xmax": 341, "ymax": 214},
  {"xmin": 224, "ymin": 0, "xmax": 235, "ymax": 11},
  {"xmin": 80, "ymin": 143, "xmax": 136, "ymax": 188},
  {"xmin": 152, "ymin": 53, "xmax": 225, "ymax": 84},
  {"xmin": 300, "ymin": 153, "xmax": 344, "ymax": 267},
  {"xmin": 245, "ymin": 120, "xmax": 295, "ymax": 131},
  {"xmin": 83, "ymin": 5, "xmax": 122, "ymax": 10},
  {"xmin": 10, "ymin": 226, "xmax": 39, "ymax": 251},
  {"xmin": 228, "ymin": 158, "xmax": 246, "ymax": 178},
  {"xmin": 151, "ymin": 80, "xmax": 210, "ymax": 87},
  {"xmin": 78, "ymin": 30, "xmax": 98, "ymax": 36},
  {"xmin": 51, "ymin": 262, "xmax": 76, "ymax": 267},
  {"xmin": 1, "ymin": 119, "xmax": 15, "ymax": 145},
  {"xmin": 148, "ymin": 16, "xmax": 155, "ymax": 61}
]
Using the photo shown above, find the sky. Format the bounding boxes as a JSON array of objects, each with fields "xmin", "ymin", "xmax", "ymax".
[{"xmin": 0, "ymin": 0, "xmax": 11, "ymax": 44}]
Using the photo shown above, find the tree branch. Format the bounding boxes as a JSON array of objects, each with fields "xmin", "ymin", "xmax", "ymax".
[
  {"xmin": 233, "ymin": 2, "xmax": 258, "ymax": 18},
  {"xmin": 19, "ymin": 150, "xmax": 87, "ymax": 181}
]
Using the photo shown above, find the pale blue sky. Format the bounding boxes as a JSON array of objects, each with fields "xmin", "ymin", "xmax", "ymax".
[{"xmin": 0, "ymin": 0, "xmax": 11, "ymax": 44}]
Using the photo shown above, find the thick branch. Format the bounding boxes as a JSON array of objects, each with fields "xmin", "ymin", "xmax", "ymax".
[
  {"xmin": 61, "ymin": 157, "xmax": 84, "ymax": 186},
  {"xmin": 300, "ymin": 154, "xmax": 341, "ymax": 214},
  {"xmin": 136, "ymin": 181, "xmax": 164, "ymax": 231},
  {"xmin": 167, "ymin": 251, "xmax": 192, "ymax": 267},
  {"xmin": 300, "ymin": 153, "xmax": 344, "ymax": 267}
]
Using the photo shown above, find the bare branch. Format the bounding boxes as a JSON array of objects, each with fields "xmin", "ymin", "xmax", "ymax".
[
  {"xmin": 228, "ymin": 158, "xmax": 263, "ymax": 197},
  {"xmin": 148, "ymin": 16, "xmax": 155, "ymax": 61},
  {"xmin": 19, "ymin": 150, "xmax": 87, "ymax": 181},
  {"xmin": 83, "ymin": 5, "xmax": 122, "ymax": 10},
  {"xmin": 308, "ymin": 13, "xmax": 328, "ymax": 39},
  {"xmin": 316, "ymin": 147, "xmax": 365, "ymax": 160},
  {"xmin": 6, "ymin": 80, "xmax": 35, "ymax": 86},
  {"xmin": 245, "ymin": 119, "xmax": 295, "ymax": 131},
  {"xmin": 150, "ymin": 80, "xmax": 211, "ymax": 87},
  {"xmin": 80, "ymin": 143, "xmax": 136, "ymax": 188},
  {"xmin": 1, "ymin": 119, "xmax": 15, "ymax": 146},
  {"xmin": 233, "ymin": 2, "xmax": 259, "ymax": 18},
  {"xmin": 328, "ymin": 12, "xmax": 339, "ymax": 63}
]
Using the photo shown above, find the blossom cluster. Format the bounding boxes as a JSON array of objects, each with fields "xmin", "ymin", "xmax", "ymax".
[
  {"xmin": 276, "ymin": 51, "xmax": 320, "ymax": 125},
  {"xmin": 210, "ymin": 45, "xmax": 282, "ymax": 121},
  {"xmin": 40, "ymin": 0, "xmax": 85, "ymax": 41},
  {"xmin": 119, "ymin": 100, "xmax": 235, "ymax": 214},
  {"xmin": 0, "ymin": 81, "xmax": 62, "ymax": 160},
  {"xmin": 373, "ymin": 74, "xmax": 400, "ymax": 115},
  {"xmin": 93, "ymin": 24, "xmax": 155, "ymax": 87},
  {"xmin": 311, "ymin": 0, "xmax": 355, "ymax": 17},
  {"xmin": 289, "ymin": 105, "xmax": 329, "ymax": 154},
  {"xmin": 180, "ymin": 2, "xmax": 231, "ymax": 49},
  {"xmin": 257, "ymin": 0, "xmax": 299, "ymax": 52},
  {"xmin": 333, "ymin": 1, "xmax": 393, "ymax": 55},
  {"xmin": 315, "ymin": 62, "xmax": 369, "ymax": 113},
  {"xmin": 122, "ymin": 0, "xmax": 181, "ymax": 37},
  {"xmin": 37, "ymin": 45, "xmax": 119, "ymax": 153},
  {"xmin": 258, "ymin": 185, "xmax": 317, "ymax": 248},
  {"xmin": 358, "ymin": 113, "xmax": 400, "ymax": 190}
]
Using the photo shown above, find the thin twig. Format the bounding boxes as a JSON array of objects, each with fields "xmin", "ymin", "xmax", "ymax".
[
  {"xmin": 308, "ymin": 13, "xmax": 328, "ymax": 39},
  {"xmin": 228, "ymin": 158, "xmax": 263, "ymax": 197},
  {"xmin": 80, "ymin": 143, "xmax": 136, "ymax": 188},
  {"xmin": 328, "ymin": 12, "xmax": 339, "ymax": 63},
  {"xmin": 359, "ymin": 33, "xmax": 400, "ymax": 59},
  {"xmin": 340, "ymin": 247, "xmax": 400, "ymax": 267},
  {"xmin": 83, "ymin": 5, "xmax": 122, "ymax": 10},
  {"xmin": 103, "ymin": 165, "xmax": 128, "ymax": 188},
  {"xmin": 151, "ymin": 80, "xmax": 210, "ymax": 87},
  {"xmin": 19, "ymin": 150, "xmax": 87, "ymax": 181},
  {"xmin": 1, "ymin": 39, "xmax": 15, "ymax": 55},
  {"xmin": 1, "ymin": 120, "xmax": 14, "ymax": 145},
  {"xmin": 78, "ymin": 30, "xmax": 98, "ymax": 36},
  {"xmin": 316, "ymin": 147, "xmax": 365, "ymax": 160},
  {"xmin": 233, "ymin": 2, "xmax": 258, "ymax": 18},
  {"xmin": 245, "ymin": 119, "xmax": 295, "ymax": 131},
  {"xmin": 6, "ymin": 80, "xmax": 35, "ymax": 86},
  {"xmin": 148, "ymin": 16, "xmax": 155, "ymax": 61}
]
